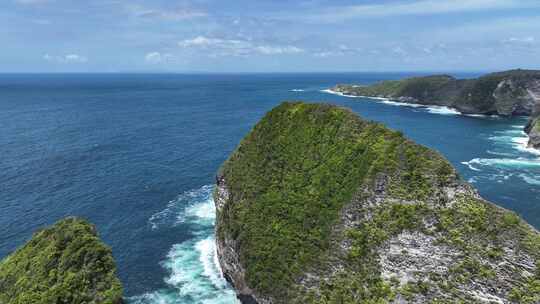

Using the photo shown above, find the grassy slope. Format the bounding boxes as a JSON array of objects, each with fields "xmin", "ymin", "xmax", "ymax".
[
  {"xmin": 218, "ymin": 102, "xmax": 540, "ymax": 303},
  {"xmin": 0, "ymin": 217, "xmax": 123, "ymax": 304},
  {"xmin": 337, "ymin": 75, "xmax": 456, "ymax": 101},
  {"xmin": 219, "ymin": 102, "xmax": 454, "ymax": 300}
]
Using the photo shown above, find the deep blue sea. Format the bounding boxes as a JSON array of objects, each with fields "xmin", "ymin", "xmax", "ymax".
[{"xmin": 1, "ymin": 73, "xmax": 539, "ymax": 303}]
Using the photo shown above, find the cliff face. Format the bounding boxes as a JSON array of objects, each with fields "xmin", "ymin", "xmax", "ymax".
[
  {"xmin": 525, "ymin": 100, "xmax": 540, "ymax": 149},
  {"xmin": 215, "ymin": 102, "xmax": 540, "ymax": 304},
  {"xmin": 333, "ymin": 69, "xmax": 540, "ymax": 150},
  {"xmin": 0, "ymin": 217, "xmax": 123, "ymax": 304},
  {"xmin": 526, "ymin": 116, "xmax": 540, "ymax": 149},
  {"xmin": 333, "ymin": 70, "xmax": 540, "ymax": 116}
]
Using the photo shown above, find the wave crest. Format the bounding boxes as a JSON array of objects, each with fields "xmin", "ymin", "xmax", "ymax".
[{"xmin": 130, "ymin": 185, "xmax": 238, "ymax": 304}]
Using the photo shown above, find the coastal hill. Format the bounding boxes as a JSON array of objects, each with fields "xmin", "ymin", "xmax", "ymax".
[
  {"xmin": 0, "ymin": 217, "xmax": 123, "ymax": 304},
  {"xmin": 331, "ymin": 69, "xmax": 540, "ymax": 149},
  {"xmin": 215, "ymin": 102, "xmax": 540, "ymax": 304}
]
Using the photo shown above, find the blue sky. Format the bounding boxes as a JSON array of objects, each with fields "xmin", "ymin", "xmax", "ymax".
[{"xmin": 2, "ymin": 0, "xmax": 540, "ymax": 72}]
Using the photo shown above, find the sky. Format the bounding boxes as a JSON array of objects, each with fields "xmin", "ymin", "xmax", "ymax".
[{"xmin": 1, "ymin": 0, "xmax": 540, "ymax": 73}]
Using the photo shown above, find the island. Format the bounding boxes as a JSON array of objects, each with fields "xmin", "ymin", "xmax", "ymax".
[
  {"xmin": 331, "ymin": 69, "xmax": 540, "ymax": 149},
  {"xmin": 214, "ymin": 102, "xmax": 540, "ymax": 303},
  {"xmin": 0, "ymin": 217, "xmax": 123, "ymax": 304}
]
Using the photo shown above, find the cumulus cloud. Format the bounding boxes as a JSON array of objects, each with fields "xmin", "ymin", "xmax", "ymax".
[
  {"xmin": 43, "ymin": 54, "xmax": 88, "ymax": 63},
  {"xmin": 178, "ymin": 36, "xmax": 304, "ymax": 56},
  {"xmin": 145, "ymin": 52, "xmax": 174, "ymax": 64}
]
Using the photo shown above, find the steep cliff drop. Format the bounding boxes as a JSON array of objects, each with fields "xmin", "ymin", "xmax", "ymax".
[
  {"xmin": 214, "ymin": 102, "xmax": 540, "ymax": 304},
  {"xmin": 526, "ymin": 103, "xmax": 540, "ymax": 149},
  {"xmin": 0, "ymin": 217, "xmax": 123, "ymax": 304}
]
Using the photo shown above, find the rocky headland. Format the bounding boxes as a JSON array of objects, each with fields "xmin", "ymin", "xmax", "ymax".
[
  {"xmin": 331, "ymin": 69, "xmax": 540, "ymax": 149},
  {"xmin": 0, "ymin": 217, "xmax": 123, "ymax": 304},
  {"xmin": 214, "ymin": 102, "xmax": 540, "ymax": 304}
]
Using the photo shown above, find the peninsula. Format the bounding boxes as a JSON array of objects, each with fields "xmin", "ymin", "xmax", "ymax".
[
  {"xmin": 331, "ymin": 70, "xmax": 540, "ymax": 149},
  {"xmin": 215, "ymin": 102, "xmax": 540, "ymax": 304}
]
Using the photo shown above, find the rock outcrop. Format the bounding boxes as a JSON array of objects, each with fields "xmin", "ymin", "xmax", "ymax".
[
  {"xmin": 214, "ymin": 102, "xmax": 540, "ymax": 304},
  {"xmin": 0, "ymin": 217, "xmax": 123, "ymax": 304},
  {"xmin": 525, "ymin": 101, "xmax": 540, "ymax": 149},
  {"xmin": 332, "ymin": 69, "xmax": 540, "ymax": 149}
]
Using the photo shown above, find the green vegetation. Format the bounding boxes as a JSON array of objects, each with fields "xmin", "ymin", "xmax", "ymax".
[
  {"xmin": 334, "ymin": 69, "xmax": 540, "ymax": 115},
  {"xmin": 525, "ymin": 114, "xmax": 540, "ymax": 133},
  {"xmin": 218, "ymin": 102, "xmax": 457, "ymax": 301},
  {"xmin": 335, "ymin": 75, "xmax": 454, "ymax": 102},
  {"xmin": 217, "ymin": 102, "xmax": 540, "ymax": 303},
  {"xmin": 0, "ymin": 217, "xmax": 123, "ymax": 304}
]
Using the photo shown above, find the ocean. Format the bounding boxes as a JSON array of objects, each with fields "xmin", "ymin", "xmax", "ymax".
[{"xmin": 1, "ymin": 73, "xmax": 539, "ymax": 303}]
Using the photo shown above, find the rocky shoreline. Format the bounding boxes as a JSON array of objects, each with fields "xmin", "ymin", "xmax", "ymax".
[
  {"xmin": 331, "ymin": 70, "xmax": 540, "ymax": 150},
  {"xmin": 215, "ymin": 175, "xmax": 269, "ymax": 304},
  {"xmin": 214, "ymin": 102, "xmax": 540, "ymax": 304}
]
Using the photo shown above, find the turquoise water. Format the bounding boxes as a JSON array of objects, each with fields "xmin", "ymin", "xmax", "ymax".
[{"xmin": 1, "ymin": 73, "xmax": 538, "ymax": 303}]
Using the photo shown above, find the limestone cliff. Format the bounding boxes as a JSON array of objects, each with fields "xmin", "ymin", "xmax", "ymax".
[
  {"xmin": 332, "ymin": 70, "xmax": 540, "ymax": 149},
  {"xmin": 0, "ymin": 217, "xmax": 123, "ymax": 304},
  {"xmin": 214, "ymin": 102, "xmax": 540, "ymax": 304},
  {"xmin": 525, "ymin": 102, "xmax": 540, "ymax": 149}
]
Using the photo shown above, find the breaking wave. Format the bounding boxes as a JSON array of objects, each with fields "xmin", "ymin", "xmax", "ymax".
[
  {"xmin": 463, "ymin": 158, "xmax": 540, "ymax": 169},
  {"xmin": 488, "ymin": 127, "xmax": 540, "ymax": 156},
  {"xmin": 129, "ymin": 185, "xmax": 239, "ymax": 304},
  {"xmin": 462, "ymin": 121, "xmax": 540, "ymax": 186},
  {"xmin": 320, "ymin": 89, "xmax": 459, "ymax": 115}
]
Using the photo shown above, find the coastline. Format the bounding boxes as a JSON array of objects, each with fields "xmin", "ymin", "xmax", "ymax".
[
  {"xmin": 321, "ymin": 88, "xmax": 540, "ymax": 157},
  {"xmin": 322, "ymin": 88, "xmax": 463, "ymax": 116}
]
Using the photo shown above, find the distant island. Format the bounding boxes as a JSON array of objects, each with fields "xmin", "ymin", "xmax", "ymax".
[
  {"xmin": 215, "ymin": 102, "xmax": 540, "ymax": 303},
  {"xmin": 330, "ymin": 69, "xmax": 540, "ymax": 149}
]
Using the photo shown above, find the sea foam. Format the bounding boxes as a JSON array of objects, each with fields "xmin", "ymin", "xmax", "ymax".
[
  {"xmin": 463, "ymin": 157, "xmax": 540, "ymax": 169},
  {"xmin": 321, "ymin": 88, "xmax": 459, "ymax": 115},
  {"xmin": 131, "ymin": 185, "xmax": 239, "ymax": 304},
  {"xmin": 489, "ymin": 128, "xmax": 540, "ymax": 156}
]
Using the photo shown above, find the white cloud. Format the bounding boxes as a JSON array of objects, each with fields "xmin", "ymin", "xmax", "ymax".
[
  {"xmin": 178, "ymin": 36, "xmax": 304, "ymax": 56},
  {"xmin": 392, "ymin": 46, "xmax": 407, "ymax": 56},
  {"xmin": 313, "ymin": 51, "xmax": 337, "ymax": 58},
  {"xmin": 313, "ymin": 45, "xmax": 357, "ymax": 58},
  {"xmin": 254, "ymin": 46, "xmax": 304, "ymax": 55},
  {"xmin": 504, "ymin": 36, "xmax": 535, "ymax": 44},
  {"xmin": 421, "ymin": 16, "xmax": 540, "ymax": 46},
  {"xmin": 306, "ymin": 0, "xmax": 540, "ymax": 21},
  {"xmin": 43, "ymin": 54, "xmax": 88, "ymax": 63},
  {"xmin": 128, "ymin": 5, "xmax": 207, "ymax": 21},
  {"xmin": 145, "ymin": 52, "xmax": 174, "ymax": 64},
  {"xmin": 139, "ymin": 9, "xmax": 206, "ymax": 20},
  {"xmin": 15, "ymin": 0, "xmax": 50, "ymax": 4},
  {"xmin": 64, "ymin": 54, "xmax": 87, "ymax": 63},
  {"xmin": 179, "ymin": 36, "xmax": 242, "ymax": 48}
]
